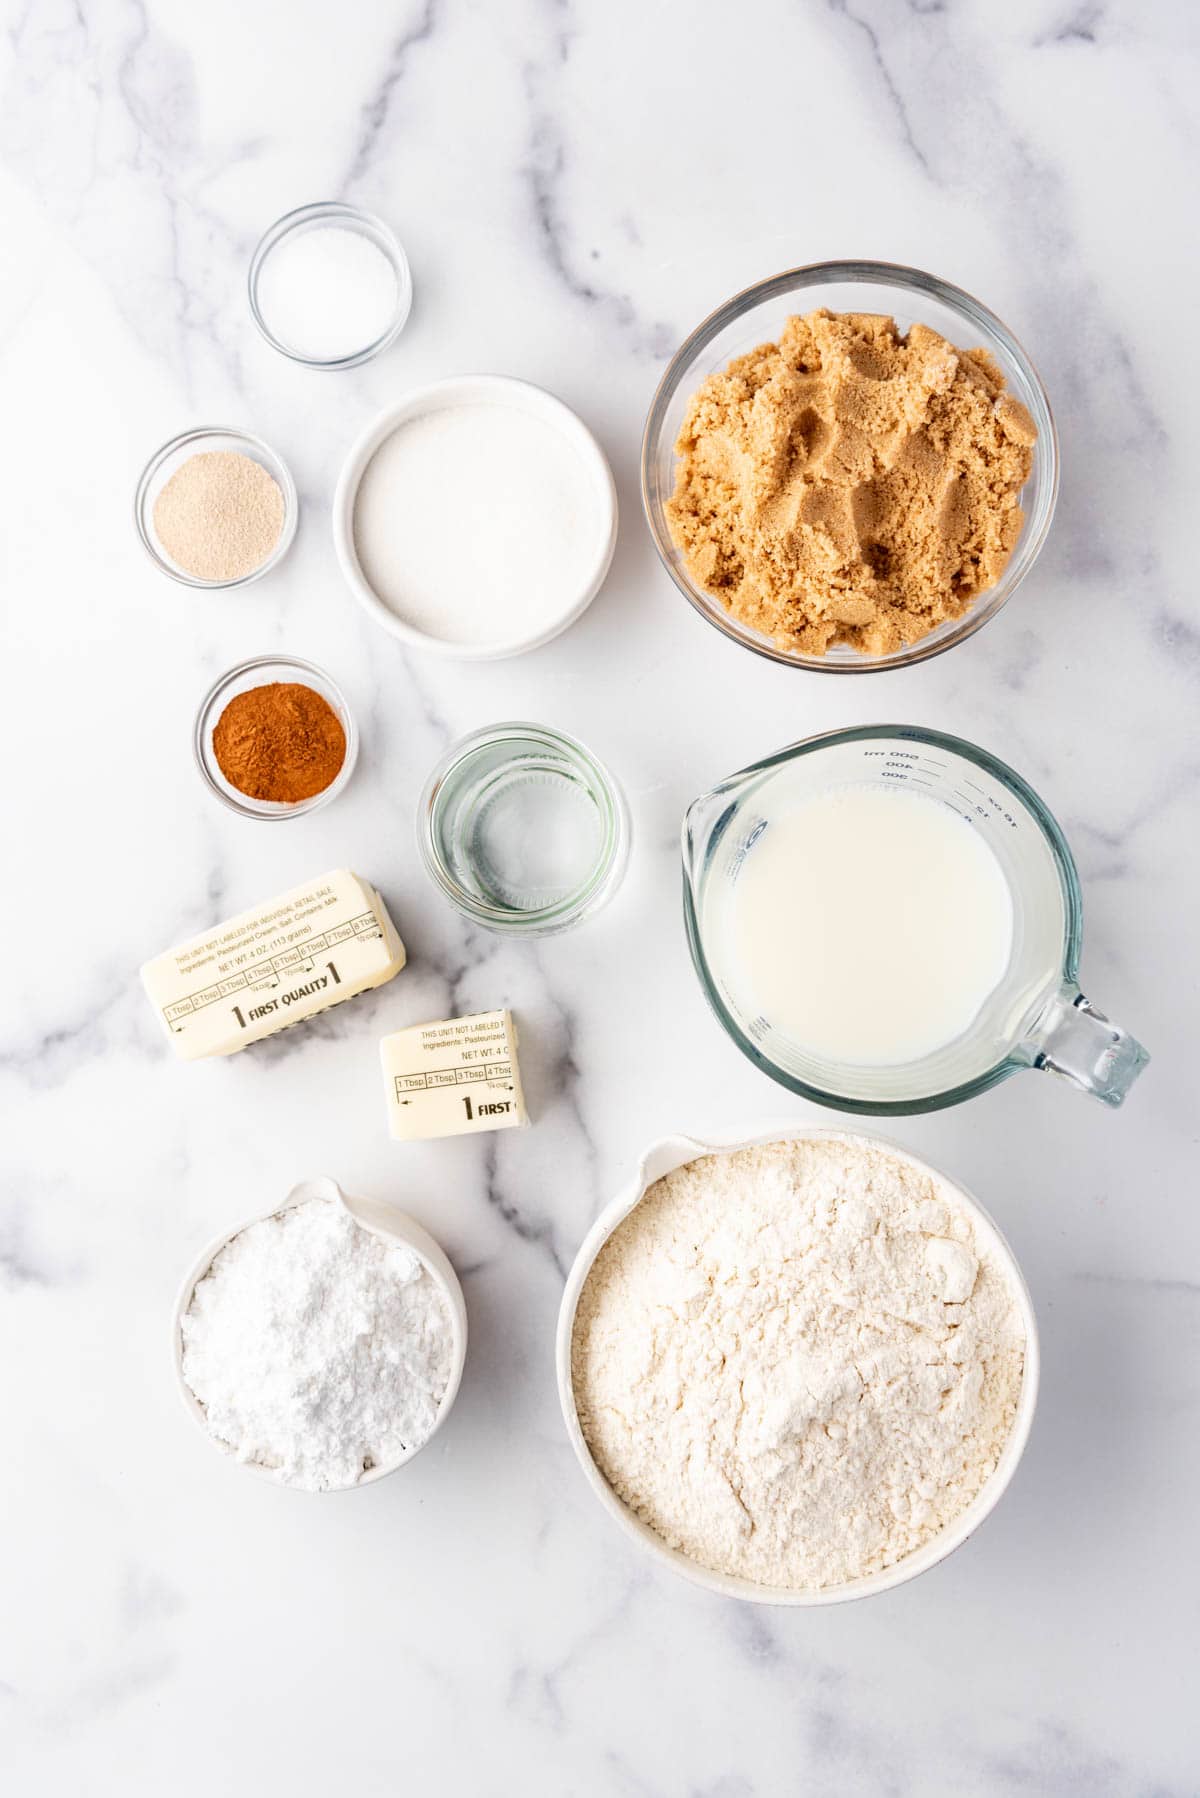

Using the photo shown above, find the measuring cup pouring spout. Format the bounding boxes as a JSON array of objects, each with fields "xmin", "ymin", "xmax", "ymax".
[
  {"xmin": 683, "ymin": 780, "xmax": 752, "ymax": 888},
  {"xmin": 681, "ymin": 725, "xmax": 1150, "ymax": 1117}
]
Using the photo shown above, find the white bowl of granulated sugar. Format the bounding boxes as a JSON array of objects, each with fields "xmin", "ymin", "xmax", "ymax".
[
  {"xmin": 332, "ymin": 374, "xmax": 618, "ymax": 660},
  {"xmin": 174, "ymin": 1177, "xmax": 467, "ymax": 1491},
  {"xmin": 557, "ymin": 1126, "xmax": 1039, "ymax": 1606}
]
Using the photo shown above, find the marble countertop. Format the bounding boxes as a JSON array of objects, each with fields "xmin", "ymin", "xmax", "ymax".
[{"xmin": 2, "ymin": 2, "xmax": 1196, "ymax": 1792}]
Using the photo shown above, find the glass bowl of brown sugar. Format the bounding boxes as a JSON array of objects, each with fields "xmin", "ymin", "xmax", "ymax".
[
  {"xmin": 641, "ymin": 261, "xmax": 1058, "ymax": 672},
  {"xmin": 194, "ymin": 655, "xmax": 359, "ymax": 820}
]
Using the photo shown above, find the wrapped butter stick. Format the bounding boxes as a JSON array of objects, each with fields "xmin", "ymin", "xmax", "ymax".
[
  {"xmin": 381, "ymin": 1010, "xmax": 527, "ymax": 1141},
  {"xmin": 142, "ymin": 870, "xmax": 406, "ymax": 1060}
]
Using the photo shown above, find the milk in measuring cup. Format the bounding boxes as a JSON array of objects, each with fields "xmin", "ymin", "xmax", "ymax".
[{"xmin": 730, "ymin": 784, "xmax": 1014, "ymax": 1065}]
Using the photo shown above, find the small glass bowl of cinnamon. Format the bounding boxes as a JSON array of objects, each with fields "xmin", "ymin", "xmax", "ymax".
[{"xmin": 194, "ymin": 655, "xmax": 359, "ymax": 820}]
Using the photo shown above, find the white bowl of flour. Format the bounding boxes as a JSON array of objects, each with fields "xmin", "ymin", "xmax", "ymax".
[
  {"xmin": 333, "ymin": 375, "xmax": 618, "ymax": 659},
  {"xmin": 174, "ymin": 1178, "xmax": 467, "ymax": 1491},
  {"xmin": 558, "ymin": 1128, "xmax": 1038, "ymax": 1605}
]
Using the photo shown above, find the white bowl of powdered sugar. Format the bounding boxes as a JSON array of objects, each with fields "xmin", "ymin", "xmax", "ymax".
[
  {"xmin": 558, "ymin": 1127, "xmax": 1038, "ymax": 1605},
  {"xmin": 174, "ymin": 1177, "xmax": 466, "ymax": 1491}
]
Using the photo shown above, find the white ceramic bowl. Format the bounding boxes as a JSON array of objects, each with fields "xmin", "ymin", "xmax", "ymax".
[
  {"xmin": 332, "ymin": 374, "xmax": 618, "ymax": 660},
  {"xmin": 174, "ymin": 1177, "xmax": 467, "ymax": 1490},
  {"xmin": 557, "ymin": 1126, "xmax": 1039, "ymax": 1605}
]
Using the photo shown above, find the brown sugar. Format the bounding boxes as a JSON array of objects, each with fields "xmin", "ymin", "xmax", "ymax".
[
  {"xmin": 213, "ymin": 683, "xmax": 346, "ymax": 804},
  {"xmin": 665, "ymin": 310, "xmax": 1037, "ymax": 657}
]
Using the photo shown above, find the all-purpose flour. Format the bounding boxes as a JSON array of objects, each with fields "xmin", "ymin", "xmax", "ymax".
[
  {"xmin": 181, "ymin": 1198, "xmax": 453, "ymax": 1491},
  {"xmin": 571, "ymin": 1138, "xmax": 1025, "ymax": 1590}
]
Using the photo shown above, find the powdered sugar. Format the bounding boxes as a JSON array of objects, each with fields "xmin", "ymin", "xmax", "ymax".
[
  {"xmin": 571, "ymin": 1137, "xmax": 1026, "ymax": 1591},
  {"xmin": 181, "ymin": 1197, "xmax": 454, "ymax": 1491}
]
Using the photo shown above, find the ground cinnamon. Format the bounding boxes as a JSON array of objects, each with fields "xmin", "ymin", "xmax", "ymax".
[{"xmin": 213, "ymin": 682, "xmax": 346, "ymax": 804}]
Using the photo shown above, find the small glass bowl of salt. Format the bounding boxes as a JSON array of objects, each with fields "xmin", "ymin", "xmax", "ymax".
[{"xmin": 248, "ymin": 202, "xmax": 413, "ymax": 369}]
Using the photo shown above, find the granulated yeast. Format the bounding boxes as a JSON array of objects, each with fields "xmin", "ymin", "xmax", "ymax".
[
  {"xmin": 666, "ymin": 310, "xmax": 1036, "ymax": 657},
  {"xmin": 572, "ymin": 1138, "xmax": 1025, "ymax": 1591},
  {"xmin": 153, "ymin": 448, "xmax": 284, "ymax": 581}
]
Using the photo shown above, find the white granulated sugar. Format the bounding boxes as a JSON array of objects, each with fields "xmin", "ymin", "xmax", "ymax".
[
  {"xmin": 352, "ymin": 403, "xmax": 605, "ymax": 647},
  {"xmin": 181, "ymin": 1198, "xmax": 453, "ymax": 1491},
  {"xmin": 572, "ymin": 1138, "xmax": 1026, "ymax": 1590},
  {"xmin": 255, "ymin": 225, "xmax": 398, "ymax": 361}
]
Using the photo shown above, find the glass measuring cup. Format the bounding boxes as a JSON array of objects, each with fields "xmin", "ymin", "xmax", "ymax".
[{"xmin": 683, "ymin": 725, "xmax": 1149, "ymax": 1114}]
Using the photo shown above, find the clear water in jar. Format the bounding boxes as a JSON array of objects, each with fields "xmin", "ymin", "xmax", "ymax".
[{"xmin": 436, "ymin": 740, "xmax": 607, "ymax": 915}]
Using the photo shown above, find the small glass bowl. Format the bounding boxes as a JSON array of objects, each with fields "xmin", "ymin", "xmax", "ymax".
[
  {"xmin": 642, "ymin": 260, "xmax": 1059, "ymax": 673},
  {"xmin": 193, "ymin": 654, "xmax": 359, "ymax": 821},
  {"xmin": 135, "ymin": 426, "xmax": 298, "ymax": 590},
  {"xmin": 248, "ymin": 201, "xmax": 413, "ymax": 370},
  {"xmin": 418, "ymin": 723, "xmax": 630, "ymax": 936}
]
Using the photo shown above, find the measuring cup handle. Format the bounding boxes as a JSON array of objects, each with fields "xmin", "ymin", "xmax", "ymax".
[{"xmin": 1023, "ymin": 985, "xmax": 1150, "ymax": 1107}]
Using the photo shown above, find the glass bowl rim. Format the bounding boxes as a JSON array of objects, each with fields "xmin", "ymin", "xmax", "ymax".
[
  {"xmin": 641, "ymin": 258, "xmax": 1060, "ymax": 674},
  {"xmin": 134, "ymin": 425, "xmax": 298, "ymax": 590},
  {"xmin": 193, "ymin": 652, "xmax": 359, "ymax": 821},
  {"xmin": 681, "ymin": 721, "xmax": 1083, "ymax": 1114},
  {"xmin": 418, "ymin": 720, "xmax": 630, "ymax": 932},
  {"xmin": 247, "ymin": 200, "xmax": 413, "ymax": 370}
]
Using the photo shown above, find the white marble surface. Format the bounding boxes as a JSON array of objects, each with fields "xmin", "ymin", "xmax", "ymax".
[{"xmin": 1, "ymin": 1, "xmax": 1196, "ymax": 1792}]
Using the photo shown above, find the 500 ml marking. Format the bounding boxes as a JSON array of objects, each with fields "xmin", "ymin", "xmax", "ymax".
[{"xmin": 232, "ymin": 960, "xmax": 342, "ymax": 1028}]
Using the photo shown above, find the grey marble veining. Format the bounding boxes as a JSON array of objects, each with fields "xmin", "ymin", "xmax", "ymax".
[{"xmin": 1, "ymin": 1, "xmax": 1197, "ymax": 1793}]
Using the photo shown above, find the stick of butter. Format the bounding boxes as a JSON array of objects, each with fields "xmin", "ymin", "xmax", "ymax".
[
  {"xmin": 381, "ymin": 1010, "xmax": 527, "ymax": 1141},
  {"xmin": 142, "ymin": 870, "xmax": 406, "ymax": 1060}
]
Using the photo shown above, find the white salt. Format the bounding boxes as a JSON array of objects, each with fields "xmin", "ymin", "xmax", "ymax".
[
  {"xmin": 352, "ymin": 402, "xmax": 608, "ymax": 647},
  {"xmin": 255, "ymin": 224, "xmax": 399, "ymax": 362}
]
